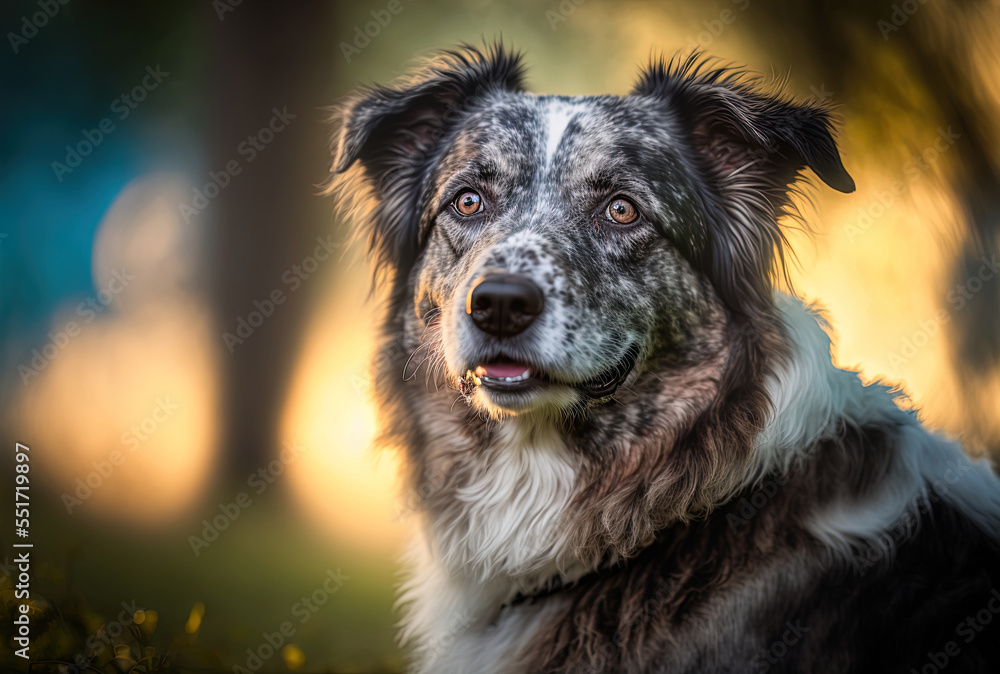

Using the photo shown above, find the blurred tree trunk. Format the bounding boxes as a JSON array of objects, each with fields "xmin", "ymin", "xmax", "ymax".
[{"xmin": 206, "ymin": 1, "xmax": 340, "ymax": 475}]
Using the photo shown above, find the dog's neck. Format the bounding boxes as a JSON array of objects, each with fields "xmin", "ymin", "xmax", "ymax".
[{"xmin": 403, "ymin": 296, "xmax": 856, "ymax": 621}]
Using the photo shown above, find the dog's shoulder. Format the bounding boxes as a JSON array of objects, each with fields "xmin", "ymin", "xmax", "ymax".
[
  {"xmin": 516, "ymin": 423, "xmax": 1000, "ymax": 673},
  {"xmin": 800, "ymin": 489, "xmax": 1000, "ymax": 673}
]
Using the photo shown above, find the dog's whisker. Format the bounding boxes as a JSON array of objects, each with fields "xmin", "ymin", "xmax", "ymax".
[{"xmin": 403, "ymin": 343, "xmax": 434, "ymax": 381}]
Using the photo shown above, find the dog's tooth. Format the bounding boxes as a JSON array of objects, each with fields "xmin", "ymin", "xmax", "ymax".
[{"xmin": 520, "ymin": 369, "xmax": 530, "ymax": 378}]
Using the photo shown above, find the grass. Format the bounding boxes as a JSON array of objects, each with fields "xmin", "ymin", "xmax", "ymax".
[{"xmin": 0, "ymin": 484, "xmax": 406, "ymax": 673}]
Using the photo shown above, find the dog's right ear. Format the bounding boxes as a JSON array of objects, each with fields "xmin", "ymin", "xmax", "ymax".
[{"xmin": 330, "ymin": 44, "xmax": 525, "ymax": 275}]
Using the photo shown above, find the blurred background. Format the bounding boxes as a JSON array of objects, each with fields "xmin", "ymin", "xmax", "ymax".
[{"xmin": 0, "ymin": 0, "xmax": 998, "ymax": 671}]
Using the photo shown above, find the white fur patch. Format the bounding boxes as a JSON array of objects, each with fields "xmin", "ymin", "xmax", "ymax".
[
  {"xmin": 399, "ymin": 418, "xmax": 588, "ymax": 671},
  {"xmin": 543, "ymin": 100, "xmax": 578, "ymax": 165},
  {"xmin": 446, "ymin": 420, "xmax": 578, "ymax": 579},
  {"xmin": 756, "ymin": 294, "xmax": 1000, "ymax": 565},
  {"xmin": 749, "ymin": 294, "xmax": 900, "ymax": 481}
]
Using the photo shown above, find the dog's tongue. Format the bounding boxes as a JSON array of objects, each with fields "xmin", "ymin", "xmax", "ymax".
[{"xmin": 475, "ymin": 362, "xmax": 531, "ymax": 378}]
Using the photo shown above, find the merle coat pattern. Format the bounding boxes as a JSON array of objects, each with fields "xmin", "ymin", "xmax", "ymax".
[{"xmin": 328, "ymin": 44, "xmax": 1000, "ymax": 673}]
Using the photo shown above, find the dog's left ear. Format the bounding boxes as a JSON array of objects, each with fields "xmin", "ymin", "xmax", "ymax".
[
  {"xmin": 632, "ymin": 55, "xmax": 854, "ymax": 313},
  {"xmin": 330, "ymin": 43, "xmax": 525, "ymax": 276},
  {"xmin": 632, "ymin": 55, "xmax": 854, "ymax": 197}
]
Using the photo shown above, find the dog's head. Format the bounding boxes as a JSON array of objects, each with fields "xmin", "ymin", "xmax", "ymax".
[{"xmin": 331, "ymin": 44, "xmax": 852, "ymax": 424}]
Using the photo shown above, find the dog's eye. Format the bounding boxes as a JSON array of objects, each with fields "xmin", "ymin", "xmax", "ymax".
[
  {"xmin": 606, "ymin": 197, "xmax": 639, "ymax": 225},
  {"xmin": 453, "ymin": 190, "xmax": 482, "ymax": 216}
]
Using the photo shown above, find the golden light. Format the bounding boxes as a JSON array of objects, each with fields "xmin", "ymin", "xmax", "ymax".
[
  {"xmin": 783, "ymin": 68, "xmax": 1000, "ymax": 451},
  {"xmin": 10, "ymin": 174, "xmax": 219, "ymax": 522},
  {"xmin": 282, "ymin": 644, "xmax": 306, "ymax": 671},
  {"xmin": 280, "ymin": 254, "xmax": 409, "ymax": 555},
  {"xmin": 185, "ymin": 601, "xmax": 205, "ymax": 635}
]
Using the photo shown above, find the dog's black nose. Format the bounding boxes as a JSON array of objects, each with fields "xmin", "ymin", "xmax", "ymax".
[{"xmin": 466, "ymin": 274, "xmax": 544, "ymax": 339}]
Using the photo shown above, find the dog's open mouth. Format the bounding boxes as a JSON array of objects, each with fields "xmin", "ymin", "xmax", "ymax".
[
  {"xmin": 471, "ymin": 361, "xmax": 546, "ymax": 393},
  {"xmin": 465, "ymin": 343, "xmax": 640, "ymax": 400}
]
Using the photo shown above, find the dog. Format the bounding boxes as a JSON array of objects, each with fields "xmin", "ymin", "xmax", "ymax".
[{"xmin": 328, "ymin": 44, "xmax": 1000, "ymax": 673}]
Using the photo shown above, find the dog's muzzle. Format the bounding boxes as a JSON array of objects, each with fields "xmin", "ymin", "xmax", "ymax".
[{"xmin": 460, "ymin": 273, "xmax": 639, "ymax": 402}]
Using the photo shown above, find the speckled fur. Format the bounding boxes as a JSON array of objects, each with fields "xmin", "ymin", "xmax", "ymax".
[{"xmin": 328, "ymin": 44, "xmax": 1000, "ymax": 673}]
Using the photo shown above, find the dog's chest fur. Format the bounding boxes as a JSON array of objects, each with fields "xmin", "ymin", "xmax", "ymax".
[
  {"xmin": 398, "ymin": 418, "xmax": 589, "ymax": 657},
  {"xmin": 441, "ymin": 421, "xmax": 581, "ymax": 582}
]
